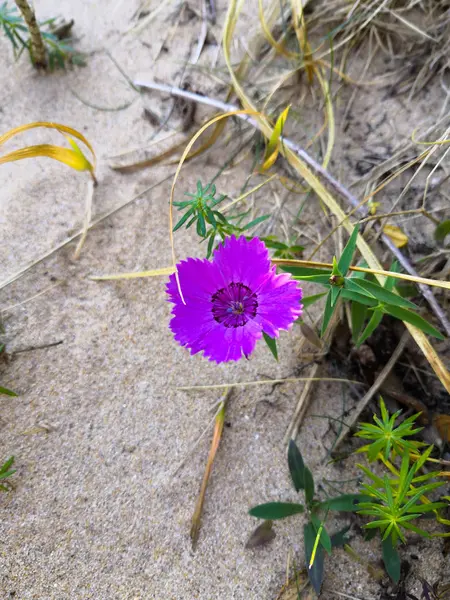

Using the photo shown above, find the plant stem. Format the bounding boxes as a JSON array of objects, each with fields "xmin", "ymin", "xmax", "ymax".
[{"xmin": 14, "ymin": 0, "xmax": 47, "ymax": 68}]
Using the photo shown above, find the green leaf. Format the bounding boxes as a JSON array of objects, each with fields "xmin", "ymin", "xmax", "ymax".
[
  {"xmin": 288, "ymin": 440, "xmax": 306, "ymax": 492},
  {"xmin": 206, "ymin": 234, "xmax": 215, "ymax": 259},
  {"xmin": 204, "ymin": 205, "xmax": 217, "ymax": 228},
  {"xmin": 262, "ymin": 332, "xmax": 278, "ymax": 361},
  {"xmin": 356, "ymin": 309, "xmax": 383, "ymax": 347},
  {"xmin": 196, "ymin": 212, "xmax": 206, "ymax": 237},
  {"xmin": 249, "ymin": 502, "xmax": 304, "ymax": 520},
  {"xmin": 338, "ymin": 224, "xmax": 360, "ymax": 276},
  {"xmin": 341, "ymin": 289, "xmax": 378, "ymax": 307},
  {"xmin": 301, "ymin": 292, "xmax": 327, "ymax": 309},
  {"xmin": 382, "ymin": 305, "xmax": 445, "ymax": 340},
  {"xmin": 351, "ymin": 301, "xmax": 368, "ymax": 342},
  {"xmin": 331, "ymin": 256, "xmax": 342, "ymax": 277},
  {"xmin": 321, "ymin": 290, "xmax": 336, "ymax": 335},
  {"xmin": 319, "ymin": 494, "xmax": 370, "ymax": 512},
  {"xmin": 344, "ymin": 277, "xmax": 376, "ymax": 299},
  {"xmin": 304, "ymin": 467, "xmax": 315, "ymax": 506},
  {"xmin": 0, "ymin": 386, "xmax": 17, "ymax": 397},
  {"xmin": 350, "ymin": 278, "xmax": 418, "ymax": 310},
  {"xmin": 384, "ymin": 262, "xmax": 399, "ymax": 292},
  {"xmin": 0, "ymin": 456, "xmax": 14, "ymax": 474},
  {"xmin": 242, "ymin": 214, "xmax": 270, "ymax": 231},
  {"xmin": 330, "ymin": 285, "xmax": 341, "ymax": 307},
  {"xmin": 382, "ymin": 537, "xmax": 401, "ymax": 583},
  {"xmin": 304, "ymin": 522, "xmax": 325, "ymax": 595},
  {"xmin": 434, "ymin": 219, "xmax": 450, "ymax": 243}
]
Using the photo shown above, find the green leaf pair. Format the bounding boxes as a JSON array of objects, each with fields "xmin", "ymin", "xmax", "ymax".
[{"xmin": 248, "ymin": 440, "xmax": 363, "ymax": 594}]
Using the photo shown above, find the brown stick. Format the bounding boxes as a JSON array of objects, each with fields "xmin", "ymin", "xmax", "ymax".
[{"xmin": 14, "ymin": 0, "xmax": 47, "ymax": 69}]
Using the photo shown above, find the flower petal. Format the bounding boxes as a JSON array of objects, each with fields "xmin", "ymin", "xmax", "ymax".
[
  {"xmin": 213, "ymin": 235, "xmax": 271, "ymax": 288},
  {"xmin": 166, "ymin": 256, "xmax": 220, "ymax": 304},
  {"xmin": 254, "ymin": 268, "xmax": 303, "ymax": 337}
]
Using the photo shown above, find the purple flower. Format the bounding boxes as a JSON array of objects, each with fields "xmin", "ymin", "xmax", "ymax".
[{"xmin": 166, "ymin": 236, "xmax": 302, "ymax": 363}]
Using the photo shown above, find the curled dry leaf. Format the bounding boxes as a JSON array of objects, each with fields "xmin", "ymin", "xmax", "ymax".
[
  {"xmin": 382, "ymin": 224, "xmax": 409, "ymax": 248},
  {"xmin": 300, "ymin": 322, "xmax": 323, "ymax": 349}
]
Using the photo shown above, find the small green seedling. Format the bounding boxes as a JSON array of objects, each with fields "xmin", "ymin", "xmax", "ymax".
[
  {"xmin": 0, "ymin": 456, "xmax": 16, "ymax": 491},
  {"xmin": 0, "ymin": 2, "xmax": 83, "ymax": 69},
  {"xmin": 174, "ymin": 180, "xmax": 270, "ymax": 258},
  {"xmin": 249, "ymin": 440, "xmax": 366, "ymax": 594}
]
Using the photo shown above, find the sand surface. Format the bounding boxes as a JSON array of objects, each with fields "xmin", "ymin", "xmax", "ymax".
[{"xmin": 0, "ymin": 1, "xmax": 449, "ymax": 599}]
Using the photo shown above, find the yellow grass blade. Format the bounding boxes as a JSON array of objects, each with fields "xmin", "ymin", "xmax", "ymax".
[
  {"xmin": 272, "ymin": 258, "xmax": 450, "ymax": 291},
  {"xmin": 0, "ymin": 144, "xmax": 92, "ymax": 172},
  {"xmin": 261, "ymin": 105, "xmax": 290, "ymax": 171},
  {"xmin": 0, "ymin": 122, "xmax": 97, "ymax": 259},
  {"xmin": 0, "ymin": 121, "xmax": 96, "ymax": 180}
]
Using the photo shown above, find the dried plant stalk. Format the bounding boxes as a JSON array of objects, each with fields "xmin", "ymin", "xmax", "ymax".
[{"xmin": 14, "ymin": 0, "xmax": 47, "ymax": 68}]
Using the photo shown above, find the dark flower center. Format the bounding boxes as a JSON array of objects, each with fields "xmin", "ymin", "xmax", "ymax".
[{"xmin": 211, "ymin": 282, "xmax": 258, "ymax": 328}]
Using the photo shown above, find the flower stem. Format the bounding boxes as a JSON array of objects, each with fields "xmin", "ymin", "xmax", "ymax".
[{"xmin": 14, "ymin": 0, "xmax": 47, "ymax": 69}]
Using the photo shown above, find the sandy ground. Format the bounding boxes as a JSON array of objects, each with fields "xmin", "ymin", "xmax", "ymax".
[{"xmin": 0, "ymin": 1, "xmax": 449, "ymax": 599}]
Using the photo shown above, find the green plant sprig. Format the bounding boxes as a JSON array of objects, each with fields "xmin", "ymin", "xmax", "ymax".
[
  {"xmin": 249, "ymin": 440, "xmax": 366, "ymax": 595},
  {"xmin": 355, "ymin": 397, "xmax": 426, "ymax": 461},
  {"xmin": 279, "ymin": 224, "xmax": 445, "ymax": 342},
  {"xmin": 355, "ymin": 399, "xmax": 449, "ymax": 582},
  {"xmin": 173, "ymin": 180, "xmax": 270, "ymax": 258},
  {"xmin": 0, "ymin": 2, "xmax": 83, "ymax": 69},
  {"xmin": 0, "ymin": 456, "xmax": 16, "ymax": 491}
]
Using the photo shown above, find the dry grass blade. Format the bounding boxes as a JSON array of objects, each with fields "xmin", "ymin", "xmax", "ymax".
[
  {"xmin": 178, "ymin": 377, "xmax": 365, "ymax": 391},
  {"xmin": 0, "ymin": 122, "xmax": 97, "ymax": 259},
  {"xmin": 190, "ymin": 391, "xmax": 231, "ymax": 550},
  {"xmin": 90, "ymin": 267, "xmax": 175, "ymax": 281}
]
